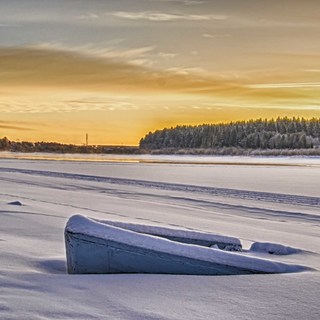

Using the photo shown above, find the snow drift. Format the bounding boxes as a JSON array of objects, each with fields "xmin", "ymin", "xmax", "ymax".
[{"xmin": 250, "ymin": 242, "xmax": 302, "ymax": 255}]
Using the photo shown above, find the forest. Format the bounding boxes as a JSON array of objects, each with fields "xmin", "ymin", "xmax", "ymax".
[
  {"xmin": 0, "ymin": 137, "xmax": 139, "ymax": 154},
  {"xmin": 139, "ymin": 117, "xmax": 320, "ymax": 151},
  {"xmin": 2, "ymin": 117, "xmax": 320, "ymax": 155}
]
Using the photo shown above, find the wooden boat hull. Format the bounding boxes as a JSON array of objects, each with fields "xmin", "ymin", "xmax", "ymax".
[
  {"xmin": 65, "ymin": 215, "xmax": 306, "ymax": 275},
  {"xmin": 65, "ymin": 231, "xmax": 255, "ymax": 275}
]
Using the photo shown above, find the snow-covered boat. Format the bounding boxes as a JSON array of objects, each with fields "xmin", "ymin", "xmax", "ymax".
[{"xmin": 65, "ymin": 215, "xmax": 306, "ymax": 275}]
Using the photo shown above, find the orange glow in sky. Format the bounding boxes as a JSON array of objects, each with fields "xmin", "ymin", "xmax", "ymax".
[{"xmin": 1, "ymin": 1, "xmax": 319, "ymax": 145}]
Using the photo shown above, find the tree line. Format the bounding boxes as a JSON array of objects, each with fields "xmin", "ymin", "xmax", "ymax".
[
  {"xmin": 140, "ymin": 117, "xmax": 320, "ymax": 150},
  {"xmin": 0, "ymin": 137, "xmax": 139, "ymax": 154},
  {"xmin": 2, "ymin": 117, "xmax": 320, "ymax": 155}
]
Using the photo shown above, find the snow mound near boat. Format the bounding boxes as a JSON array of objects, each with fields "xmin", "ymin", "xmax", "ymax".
[
  {"xmin": 65, "ymin": 215, "xmax": 309, "ymax": 275},
  {"xmin": 250, "ymin": 242, "xmax": 302, "ymax": 255}
]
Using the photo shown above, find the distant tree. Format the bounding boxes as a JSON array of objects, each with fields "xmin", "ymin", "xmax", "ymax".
[{"xmin": 0, "ymin": 137, "xmax": 10, "ymax": 150}]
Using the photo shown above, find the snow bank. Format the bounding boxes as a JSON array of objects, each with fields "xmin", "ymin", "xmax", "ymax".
[
  {"xmin": 250, "ymin": 242, "xmax": 302, "ymax": 255},
  {"xmin": 65, "ymin": 215, "xmax": 309, "ymax": 274}
]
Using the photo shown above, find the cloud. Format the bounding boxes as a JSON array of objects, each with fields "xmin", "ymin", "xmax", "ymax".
[
  {"xmin": 247, "ymin": 82, "xmax": 320, "ymax": 89},
  {"xmin": 64, "ymin": 99, "xmax": 139, "ymax": 112},
  {"xmin": 112, "ymin": 11, "xmax": 226, "ymax": 22},
  {"xmin": 257, "ymin": 18, "xmax": 320, "ymax": 28},
  {"xmin": 202, "ymin": 33, "xmax": 214, "ymax": 38},
  {"xmin": 34, "ymin": 42, "xmax": 155, "ymax": 60},
  {"xmin": 304, "ymin": 69, "xmax": 320, "ymax": 73},
  {"xmin": 0, "ymin": 23, "xmax": 21, "ymax": 27},
  {"xmin": 202, "ymin": 33, "xmax": 231, "ymax": 39},
  {"xmin": 183, "ymin": 0, "xmax": 205, "ymax": 5},
  {"xmin": 165, "ymin": 66, "xmax": 209, "ymax": 76},
  {"xmin": 158, "ymin": 52, "xmax": 178, "ymax": 58},
  {"xmin": 0, "ymin": 46, "xmax": 318, "ymax": 114},
  {"xmin": 0, "ymin": 46, "xmax": 235, "ymax": 94},
  {"xmin": 151, "ymin": 0, "xmax": 205, "ymax": 5},
  {"xmin": 107, "ymin": 46, "xmax": 156, "ymax": 59},
  {"xmin": 0, "ymin": 121, "xmax": 34, "ymax": 131},
  {"xmin": 76, "ymin": 12, "xmax": 99, "ymax": 20}
]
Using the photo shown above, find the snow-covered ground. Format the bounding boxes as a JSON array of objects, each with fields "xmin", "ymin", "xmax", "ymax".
[{"xmin": 0, "ymin": 155, "xmax": 319, "ymax": 319}]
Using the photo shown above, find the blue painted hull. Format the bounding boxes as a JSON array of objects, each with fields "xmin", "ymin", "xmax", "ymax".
[
  {"xmin": 65, "ymin": 215, "xmax": 306, "ymax": 275},
  {"xmin": 65, "ymin": 231, "xmax": 257, "ymax": 275}
]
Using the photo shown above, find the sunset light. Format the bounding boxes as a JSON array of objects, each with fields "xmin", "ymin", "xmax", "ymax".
[{"xmin": 1, "ymin": 0, "xmax": 319, "ymax": 144}]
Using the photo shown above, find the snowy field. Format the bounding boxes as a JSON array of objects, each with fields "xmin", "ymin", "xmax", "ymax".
[{"xmin": 0, "ymin": 154, "xmax": 319, "ymax": 319}]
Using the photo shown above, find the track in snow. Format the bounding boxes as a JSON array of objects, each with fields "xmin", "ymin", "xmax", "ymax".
[{"xmin": 1, "ymin": 167, "xmax": 320, "ymax": 208}]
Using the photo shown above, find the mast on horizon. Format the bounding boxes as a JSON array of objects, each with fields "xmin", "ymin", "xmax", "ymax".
[{"xmin": 86, "ymin": 133, "xmax": 88, "ymax": 146}]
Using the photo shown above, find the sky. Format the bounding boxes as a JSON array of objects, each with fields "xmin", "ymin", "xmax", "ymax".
[{"xmin": 0, "ymin": 0, "xmax": 320, "ymax": 145}]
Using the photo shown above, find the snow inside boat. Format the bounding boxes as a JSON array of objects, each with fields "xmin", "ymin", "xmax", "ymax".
[{"xmin": 65, "ymin": 215, "xmax": 306, "ymax": 275}]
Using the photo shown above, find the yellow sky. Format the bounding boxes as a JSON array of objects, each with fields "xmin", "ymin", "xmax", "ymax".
[{"xmin": 1, "ymin": 1, "xmax": 319, "ymax": 145}]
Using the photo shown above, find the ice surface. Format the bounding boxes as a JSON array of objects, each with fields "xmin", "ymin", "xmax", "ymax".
[{"xmin": 0, "ymin": 155, "xmax": 319, "ymax": 319}]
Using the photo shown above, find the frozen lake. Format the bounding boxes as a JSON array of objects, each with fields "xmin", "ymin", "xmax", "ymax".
[{"xmin": 0, "ymin": 155, "xmax": 319, "ymax": 319}]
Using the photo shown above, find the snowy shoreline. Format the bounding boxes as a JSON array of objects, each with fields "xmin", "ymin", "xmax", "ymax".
[{"xmin": 1, "ymin": 151, "xmax": 320, "ymax": 167}]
